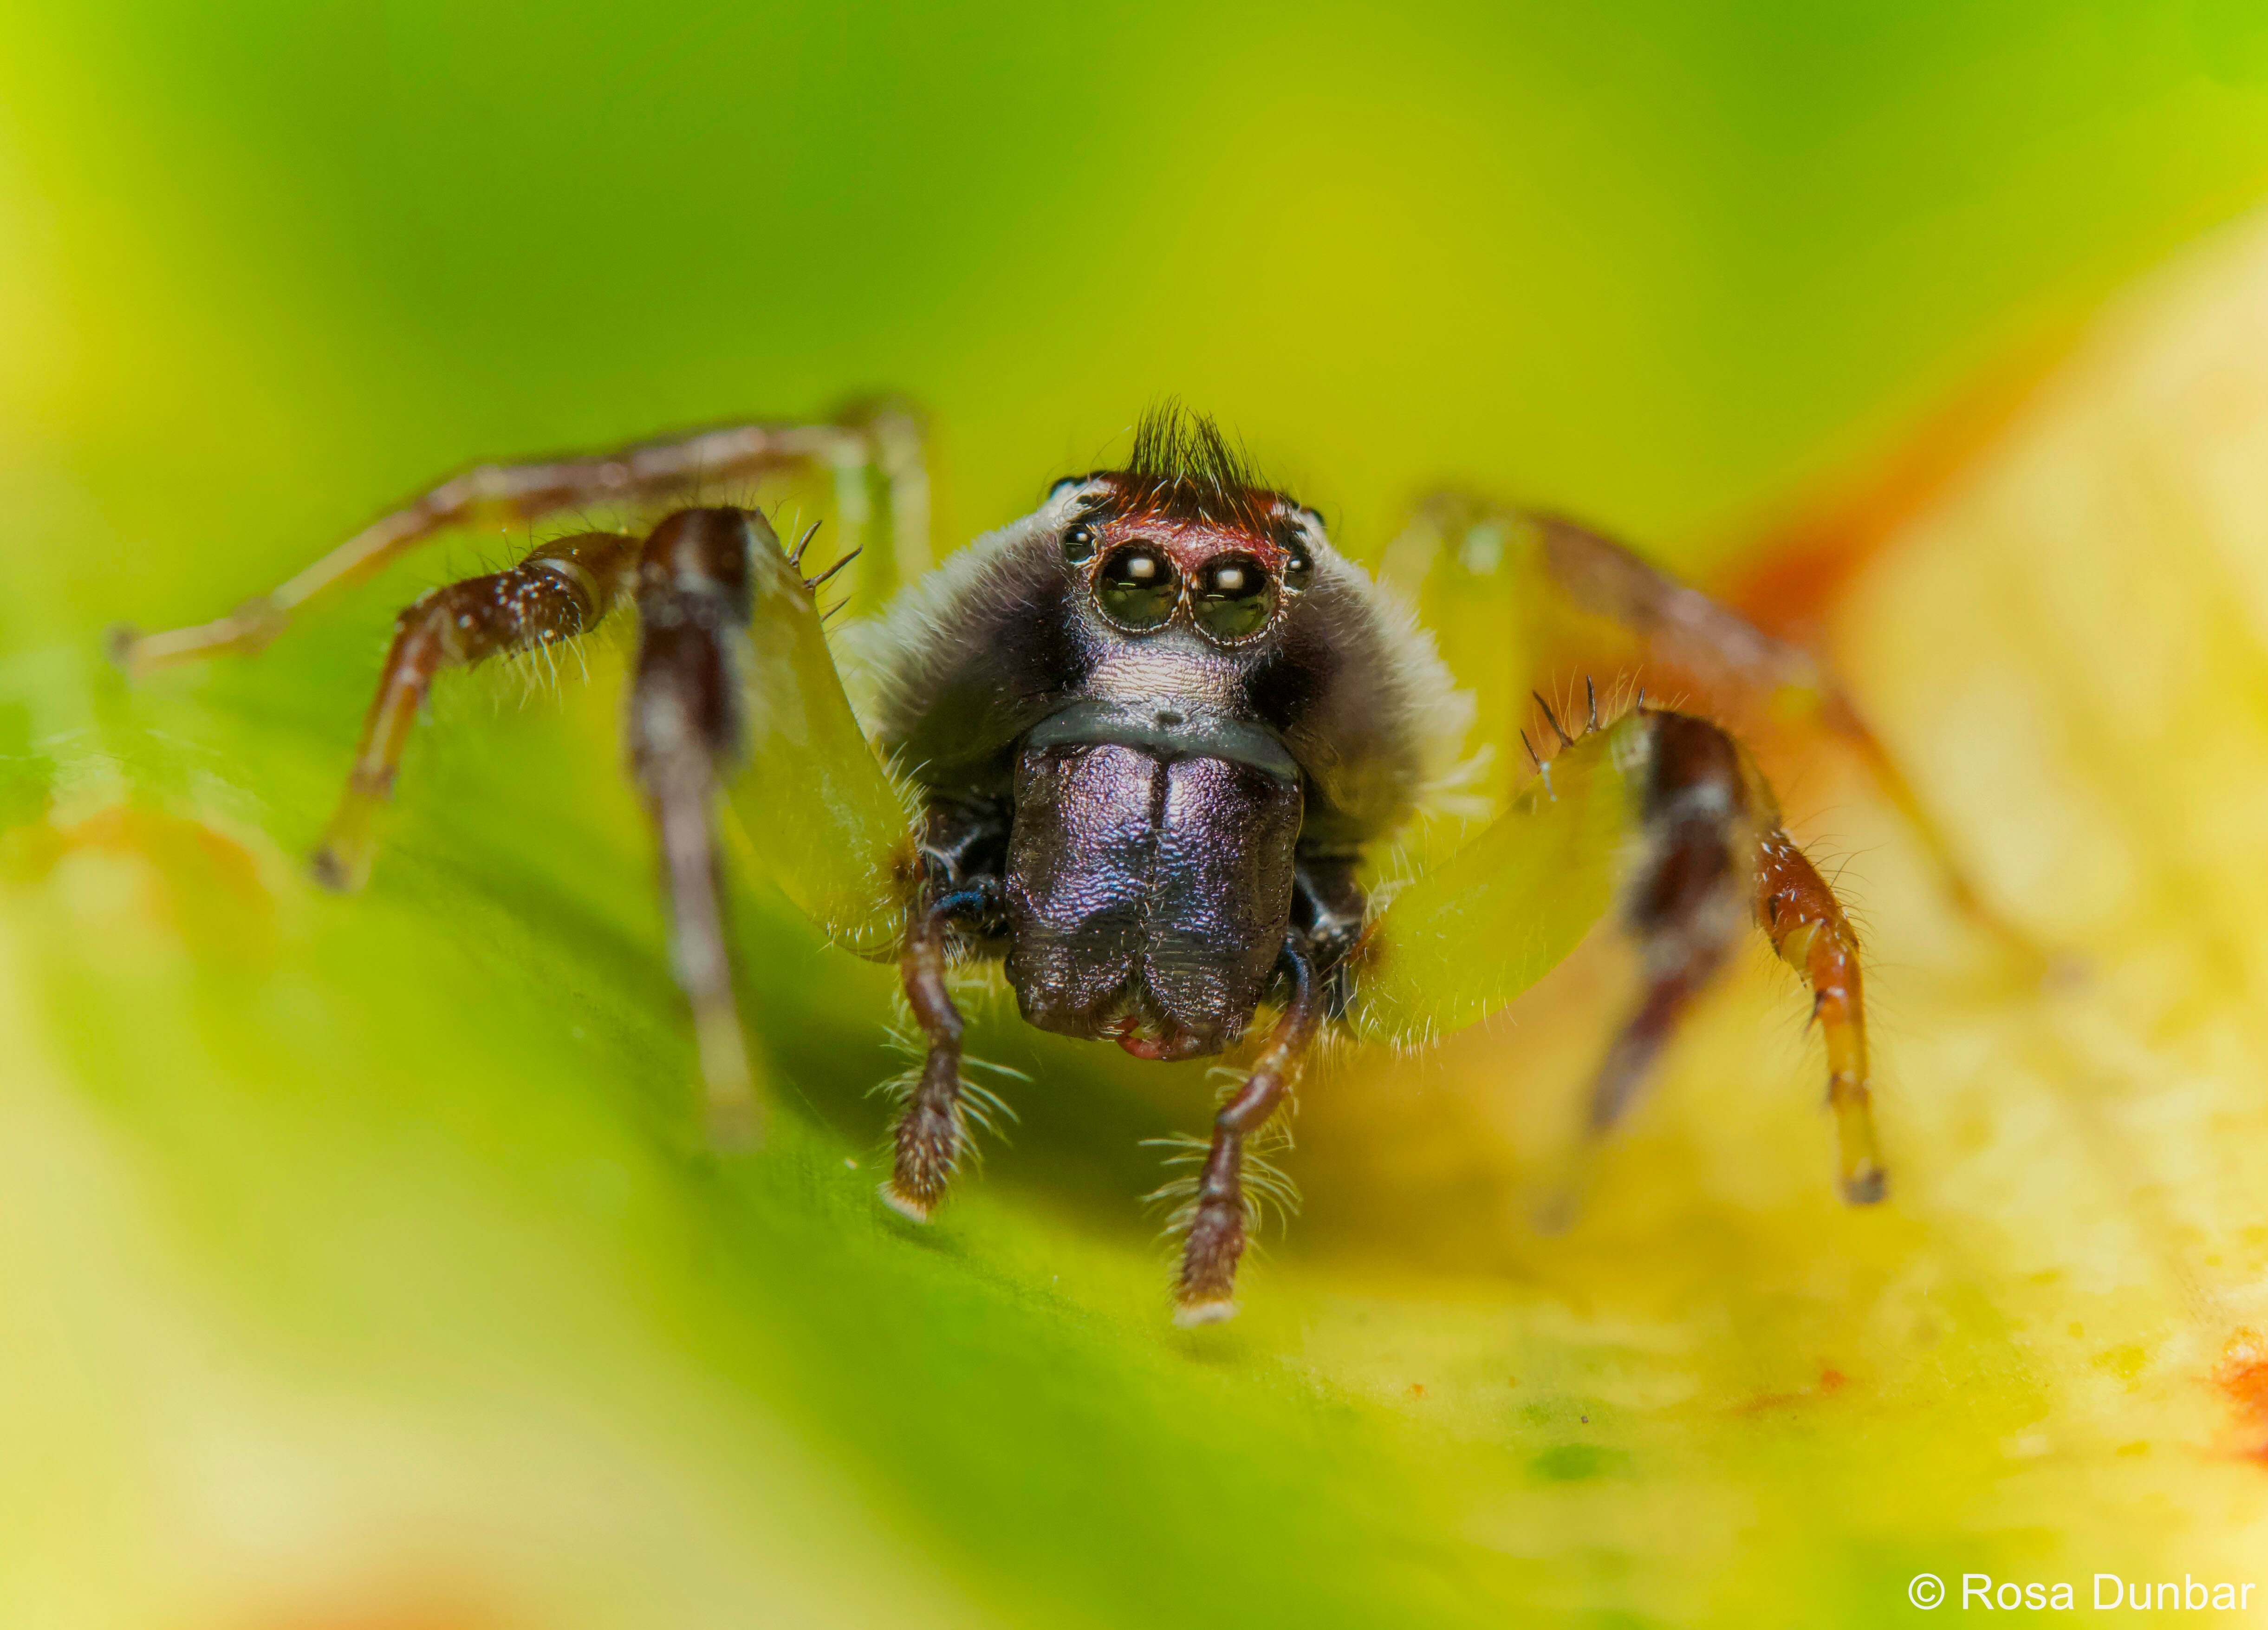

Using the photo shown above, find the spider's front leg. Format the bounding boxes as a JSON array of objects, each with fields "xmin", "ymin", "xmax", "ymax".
[
  {"xmin": 1384, "ymin": 496, "xmax": 2031, "ymax": 963},
  {"xmin": 627, "ymin": 511, "xmax": 768, "ymax": 1139},
  {"xmin": 311, "ymin": 529, "xmax": 641, "ymax": 889},
  {"xmin": 110, "ymin": 405, "xmax": 929, "ymax": 672},
  {"xmin": 629, "ymin": 506, "xmax": 919, "ymax": 1143},
  {"xmin": 278, "ymin": 494, "xmax": 912, "ymax": 1146},
  {"xmin": 884, "ymin": 878, "xmax": 1004, "ymax": 1220},
  {"xmin": 1754, "ymin": 825, "xmax": 1882, "ymax": 1201},
  {"xmin": 1351, "ymin": 707, "xmax": 1887, "ymax": 1207},
  {"xmin": 1579, "ymin": 711, "xmax": 1884, "ymax": 1202},
  {"xmin": 1174, "ymin": 937, "xmax": 1324, "ymax": 1325}
]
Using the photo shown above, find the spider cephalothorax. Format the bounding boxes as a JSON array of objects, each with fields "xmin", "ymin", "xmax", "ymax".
[
  {"xmin": 114, "ymin": 399, "xmax": 1908, "ymax": 1324},
  {"xmin": 863, "ymin": 410, "xmax": 1454, "ymax": 1076}
]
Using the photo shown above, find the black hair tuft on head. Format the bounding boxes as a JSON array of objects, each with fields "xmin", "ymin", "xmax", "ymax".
[
  {"xmin": 1126, "ymin": 398, "xmax": 1260, "ymax": 492},
  {"xmin": 1108, "ymin": 399, "xmax": 1285, "ymax": 531}
]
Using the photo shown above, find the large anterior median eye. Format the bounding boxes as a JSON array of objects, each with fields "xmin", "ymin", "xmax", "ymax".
[
  {"xmin": 1095, "ymin": 542, "xmax": 1179, "ymax": 629},
  {"xmin": 1192, "ymin": 554, "xmax": 1276, "ymax": 641}
]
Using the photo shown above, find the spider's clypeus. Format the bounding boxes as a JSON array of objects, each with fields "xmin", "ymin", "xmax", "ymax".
[{"xmin": 116, "ymin": 401, "xmax": 1943, "ymax": 1325}]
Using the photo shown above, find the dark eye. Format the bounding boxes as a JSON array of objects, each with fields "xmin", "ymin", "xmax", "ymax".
[
  {"xmin": 1095, "ymin": 542, "xmax": 1179, "ymax": 629},
  {"xmin": 1192, "ymin": 554, "xmax": 1276, "ymax": 640},
  {"xmin": 1282, "ymin": 543, "xmax": 1314, "ymax": 592},
  {"xmin": 1062, "ymin": 522, "xmax": 1097, "ymax": 563}
]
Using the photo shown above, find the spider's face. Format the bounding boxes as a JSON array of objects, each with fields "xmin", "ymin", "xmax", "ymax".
[
  {"xmin": 874, "ymin": 411, "xmax": 1451, "ymax": 1063},
  {"xmin": 1059, "ymin": 498, "xmax": 1316, "ymax": 647},
  {"xmin": 994, "ymin": 476, "xmax": 1325, "ymax": 1060}
]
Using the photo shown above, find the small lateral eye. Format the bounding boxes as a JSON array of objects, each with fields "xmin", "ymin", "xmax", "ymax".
[
  {"xmin": 1062, "ymin": 522, "xmax": 1098, "ymax": 563},
  {"xmin": 1193, "ymin": 553, "xmax": 1276, "ymax": 641},
  {"xmin": 1096, "ymin": 541, "xmax": 1179, "ymax": 629},
  {"xmin": 1281, "ymin": 543, "xmax": 1314, "ymax": 591}
]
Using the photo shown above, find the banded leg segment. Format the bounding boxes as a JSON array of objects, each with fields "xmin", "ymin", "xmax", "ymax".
[
  {"xmin": 1538, "ymin": 509, "xmax": 2006, "ymax": 957},
  {"xmin": 628, "ymin": 508, "xmax": 767, "ymax": 1145},
  {"xmin": 1756, "ymin": 828, "xmax": 1884, "ymax": 1202},
  {"xmin": 1590, "ymin": 711, "xmax": 1885, "ymax": 1200},
  {"xmin": 1584, "ymin": 712, "xmax": 1755, "ymax": 1137},
  {"xmin": 628, "ymin": 502, "xmax": 918, "ymax": 1144},
  {"xmin": 1175, "ymin": 939, "xmax": 1322, "ymax": 1324},
  {"xmin": 882, "ymin": 883, "xmax": 1003, "ymax": 1222},
  {"xmin": 311, "ymin": 530, "xmax": 640, "ymax": 890},
  {"xmin": 1351, "ymin": 708, "xmax": 1886, "ymax": 1205},
  {"xmin": 1382, "ymin": 494, "xmax": 2023, "ymax": 958},
  {"xmin": 112, "ymin": 407, "xmax": 929, "ymax": 673}
]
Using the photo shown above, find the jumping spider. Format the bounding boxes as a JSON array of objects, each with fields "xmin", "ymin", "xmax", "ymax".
[{"xmin": 115, "ymin": 402, "xmax": 1914, "ymax": 1325}]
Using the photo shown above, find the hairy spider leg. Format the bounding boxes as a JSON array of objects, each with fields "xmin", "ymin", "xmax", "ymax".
[
  {"xmin": 1583, "ymin": 710, "xmax": 1768, "ymax": 1143},
  {"xmin": 1573, "ymin": 719, "xmax": 1885, "ymax": 1208},
  {"xmin": 1351, "ymin": 708, "xmax": 1885, "ymax": 1207},
  {"xmin": 1535, "ymin": 509, "xmax": 2015, "ymax": 965},
  {"xmin": 1384, "ymin": 495, "xmax": 2033, "ymax": 965},
  {"xmin": 310, "ymin": 530, "xmax": 641, "ymax": 891},
  {"xmin": 883, "ymin": 882, "xmax": 1002, "ymax": 1221},
  {"xmin": 298, "ymin": 495, "xmax": 920, "ymax": 1145},
  {"xmin": 109, "ymin": 406, "xmax": 929, "ymax": 673},
  {"xmin": 1175, "ymin": 939, "xmax": 1323, "ymax": 1325},
  {"xmin": 626, "ymin": 509, "xmax": 770, "ymax": 1146},
  {"xmin": 1755, "ymin": 827, "xmax": 1883, "ymax": 1202},
  {"xmin": 301, "ymin": 465, "xmax": 924, "ymax": 920},
  {"xmin": 636, "ymin": 501, "xmax": 917, "ymax": 1142}
]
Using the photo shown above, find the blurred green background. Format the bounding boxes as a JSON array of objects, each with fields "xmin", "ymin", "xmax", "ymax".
[
  {"xmin": 11, "ymin": 0, "xmax": 2268, "ymax": 642},
  {"xmin": 8, "ymin": 3, "xmax": 2268, "ymax": 1627}
]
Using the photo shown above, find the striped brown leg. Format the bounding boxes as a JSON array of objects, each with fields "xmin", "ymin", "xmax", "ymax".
[
  {"xmin": 1535, "ymin": 509, "xmax": 2021, "ymax": 963},
  {"xmin": 1175, "ymin": 940, "xmax": 1321, "ymax": 1326},
  {"xmin": 1755, "ymin": 828, "xmax": 1884, "ymax": 1202},
  {"xmin": 299, "ymin": 498, "xmax": 867, "ymax": 1145},
  {"xmin": 1390, "ymin": 495, "xmax": 2034, "ymax": 965},
  {"xmin": 1580, "ymin": 709, "xmax": 1885, "ymax": 1202},
  {"xmin": 625, "ymin": 508, "xmax": 780, "ymax": 1147},
  {"xmin": 1583, "ymin": 711, "xmax": 1755, "ymax": 1138},
  {"xmin": 110, "ymin": 409, "xmax": 923, "ymax": 673},
  {"xmin": 309, "ymin": 530, "xmax": 640, "ymax": 891},
  {"xmin": 881, "ymin": 882, "xmax": 1002, "ymax": 1222}
]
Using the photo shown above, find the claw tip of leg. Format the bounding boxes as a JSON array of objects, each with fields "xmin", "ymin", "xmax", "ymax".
[
  {"xmin": 691, "ymin": 1007, "xmax": 761, "ymax": 1152},
  {"xmin": 877, "ymin": 1182, "xmax": 933, "ymax": 1224},
  {"xmin": 1173, "ymin": 1297, "xmax": 1239, "ymax": 1328},
  {"xmin": 306, "ymin": 846, "xmax": 361, "ymax": 893},
  {"xmin": 1842, "ymin": 1166, "xmax": 1888, "ymax": 1206},
  {"xmin": 102, "ymin": 624, "xmax": 141, "ymax": 674}
]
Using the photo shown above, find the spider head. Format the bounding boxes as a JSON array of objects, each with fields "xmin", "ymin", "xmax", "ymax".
[
  {"xmin": 1050, "ymin": 402, "xmax": 1320, "ymax": 648},
  {"xmin": 982, "ymin": 406, "xmax": 1324, "ymax": 1056}
]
